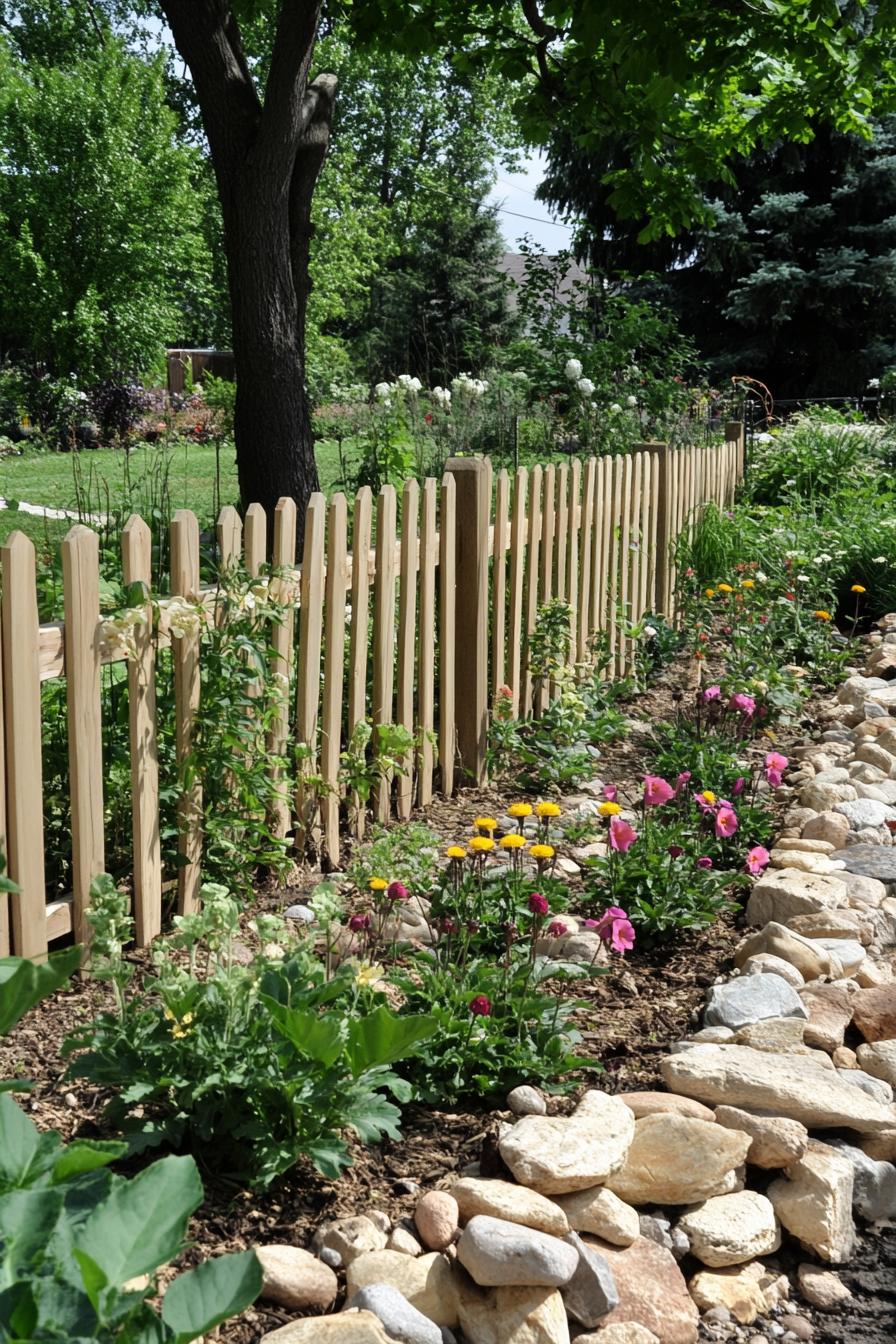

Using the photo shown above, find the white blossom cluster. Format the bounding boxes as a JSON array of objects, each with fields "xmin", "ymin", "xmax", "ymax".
[{"xmin": 451, "ymin": 372, "xmax": 489, "ymax": 399}]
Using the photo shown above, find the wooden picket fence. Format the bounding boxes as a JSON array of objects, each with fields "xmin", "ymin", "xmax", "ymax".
[{"xmin": 0, "ymin": 426, "xmax": 745, "ymax": 961}]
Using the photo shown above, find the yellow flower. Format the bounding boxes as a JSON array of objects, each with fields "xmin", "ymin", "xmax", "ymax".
[
  {"xmin": 181, "ymin": 1012, "xmax": 194, "ymax": 1026},
  {"xmin": 700, "ymin": 790, "xmax": 717, "ymax": 805},
  {"xmin": 717, "ymin": 583, "xmax": 733, "ymax": 593},
  {"xmin": 163, "ymin": 1007, "xmax": 175, "ymax": 1022},
  {"xmin": 171, "ymin": 1026, "xmax": 189, "ymax": 1039},
  {"xmin": 598, "ymin": 801, "xmax": 622, "ymax": 816},
  {"xmin": 369, "ymin": 877, "xmax": 389, "ymax": 891},
  {"xmin": 500, "ymin": 833, "xmax": 527, "ymax": 849},
  {"xmin": 446, "ymin": 845, "xmax": 466, "ymax": 860},
  {"xmin": 741, "ymin": 579, "xmax": 755, "ymax": 589},
  {"xmin": 508, "ymin": 802, "xmax": 533, "ymax": 818},
  {"xmin": 469, "ymin": 836, "xmax": 495, "ymax": 852},
  {"xmin": 535, "ymin": 801, "xmax": 561, "ymax": 818},
  {"xmin": 529, "ymin": 844, "xmax": 555, "ymax": 860},
  {"xmin": 474, "ymin": 816, "xmax": 499, "ymax": 831},
  {"xmin": 705, "ymin": 588, "xmax": 716, "ymax": 599},
  {"xmin": 851, "ymin": 584, "xmax": 866, "ymax": 594},
  {"xmin": 814, "ymin": 610, "xmax": 832, "ymax": 621},
  {"xmin": 355, "ymin": 961, "xmax": 385, "ymax": 989}
]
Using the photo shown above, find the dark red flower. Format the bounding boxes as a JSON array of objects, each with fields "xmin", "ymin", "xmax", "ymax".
[
  {"xmin": 348, "ymin": 914, "xmax": 371, "ymax": 932},
  {"xmin": 469, "ymin": 994, "xmax": 492, "ymax": 1017},
  {"xmin": 387, "ymin": 881, "xmax": 409, "ymax": 902},
  {"xmin": 528, "ymin": 892, "xmax": 549, "ymax": 916}
]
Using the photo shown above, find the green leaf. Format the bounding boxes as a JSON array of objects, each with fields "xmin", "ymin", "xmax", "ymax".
[
  {"xmin": 72, "ymin": 1248, "xmax": 107, "ymax": 1314},
  {"xmin": 261, "ymin": 997, "xmax": 346, "ymax": 1067},
  {"xmin": 0, "ymin": 1188, "xmax": 64, "ymax": 1282},
  {"xmin": 346, "ymin": 1007, "xmax": 436, "ymax": 1077},
  {"xmin": 0, "ymin": 1092, "xmax": 61, "ymax": 1189},
  {"xmin": 305, "ymin": 1137, "xmax": 351, "ymax": 1179},
  {"xmin": 77, "ymin": 1155, "xmax": 203, "ymax": 1288},
  {"xmin": 344, "ymin": 1089, "xmax": 403, "ymax": 1144},
  {"xmin": 162, "ymin": 1250, "xmax": 262, "ymax": 1342},
  {"xmin": 0, "ymin": 947, "xmax": 80, "ymax": 1036},
  {"xmin": 52, "ymin": 1140, "xmax": 128, "ymax": 1184}
]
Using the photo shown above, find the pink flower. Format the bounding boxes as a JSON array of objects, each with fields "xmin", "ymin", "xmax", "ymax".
[
  {"xmin": 469, "ymin": 995, "xmax": 492, "ymax": 1017},
  {"xmin": 766, "ymin": 751, "xmax": 788, "ymax": 774},
  {"xmin": 693, "ymin": 791, "xmax": 717, "ymax": 813},
  {"xmin": 348, "ymin": 913, "xmax": 371, "ymax": 932},
  {"xmin": 582, "ymin": 918, "xmax": 600, "ymax": 929},
  {"xmin": 603, "ymin": 784, "xmax": 618, "ymax": 802},
  {"xmin": 696, "ymin": 856, "xmax": 714, "ymax": 869},
  {"xmin": 703, "ymin": 686, "xmax": 721, "ymax": 701},
  {"xmin": 729, "ymin": 692, "xmax": 756, "ymax": 717},
  {"xmin": 732, "ymin": 776, "xmax": 746, "ymax": 796},
  {"xmin": 765, "ymin": 768, "xmax": 783, "ymax": 789},
  {"xmin": 547, "ymin": 920, "xmax": 568, "ymax": 938},
  {"xmin": 643, "ymin": 774, "xmax": 675, "ymax": 807},
  {"xmin": 667, "ymin": 844, "xmax": 684, "ymax": 859},
  {"xmin": 675, "ymin": 771, "xmax": 692, "ymax": 792},
  {"xmin": 594, "ymin": 907, "xmax": 636, "ymax": 953},
  {"xmin": 715, "ymin": 806, "xmax": 739, "ymax": 838},
  {"xmin": 746, "ymin": 844, "xmax": 771, "ymax": 875},
  {"xmin": 609, "ymin": 816, "xmax": 638, "ymax": 853},
  {"xmin": 528, "ymin": 892, "xmax": 549, "ymax": 916},
  {"xmin": 387, "ymin": 881, "xmax": 409, "ymax": 902}
]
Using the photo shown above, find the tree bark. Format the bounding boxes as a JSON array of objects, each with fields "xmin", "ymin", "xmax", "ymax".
[{"xmin": 159, "ymin": 0, "xmax": 334, "ymax": 552}]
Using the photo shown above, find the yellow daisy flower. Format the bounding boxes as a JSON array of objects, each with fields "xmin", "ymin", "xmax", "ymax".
[
  {"xmin": 529, "ymin": 844, "xmax": 555, "ymax": 860},
  {"xmin": 814, "ymin": 610, "xmax": 832, "ymax": 621},
  {"xmin": 597, "ymin": 801, "xmax": 621, "ymax": 816},
  {"xmin": 717, "ymin": 583, "xmax": 733, "ymax": 593},
  {"xmin": 474, "ymin": 816, "xmax": 499, "ymax": 831},
  {"xmin": 851, "ymin": 584, "xmax": 866, "ymax": 594},
  {"xmin": 469, "ymin": 836, "xmax": 495, "ymax": 852},
  {"xmin": 446, "ymin": 845, "xmax": 466, "ymax": 859},
  {"xmin": 369, "ymin": 877, "xmax": 389, "ymax": 891},
  {"xmin": 535, "ymin": 801, "xmax": 561, "ymax": 818},
  {"xmin": 705, "ymin": 588, "xmax": 716, "ymax": 599},
  {"xmin": 500, "ymin": 834, "xmax": 527, "ymax": 849},
  {"xmin": 740, "ymin": 579, "xmax": 755, "ymax": 589},
  {"xmin": 508, "ymin": 802, "xmax": 533, "ymax": 818},
  {"xmin": 700, "ymin": 790, "xmax": 717, "ymax": 805}
]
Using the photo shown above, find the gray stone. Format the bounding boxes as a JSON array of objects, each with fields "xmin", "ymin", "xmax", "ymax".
[
  {"xmin": 638, "ymin": 1215, "xmax": 672, "ymax": 1250},
  {"xmin": 455, "ymin": 1215, "xmax": 578, "ymax": 1287},
  {"xmin": 824, "ymin": 1138, "xmax": 896, "ymax": 1221},
  {"xmin": 812, "ymin": 938, "xmax": 866, "ymax": 975},
  {"xmin": 837, "ymin": 1069, "xmax": 894, "ymax": 1105},
  {"xmin": 561, "ymin": 1230, "xmax": 619, "ymax": 1327},
  {"xmin": 704, "ymin": 974, "xmax": 808, "ymax": 1031},
  {"xmin": 283, "ymin": 903, "xmax": 316, "ymax": 923},
  {"xmin": 831, "ymin": 844, "xmax": 896, "ymax": 884},
  {"xmin": 835, "ymin": 799, "xmax": 896, "ymax": 830},
  {"xmin": 507, "ymin": 1085, "xmax": 547, "ymax": 1116},
  {"xmin": 351, "ymin": 1285, "xmax": 444, "ymax": 1344}
]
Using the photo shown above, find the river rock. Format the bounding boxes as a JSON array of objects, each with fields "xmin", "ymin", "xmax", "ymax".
[
  {"xmin": 768, "ymin": 850, "xmax": 845, "ymax": 876},
  {"xmin": 743, "ymin": 953, "xmax": 805, "ymax": 987},
  {"xmin": 852, "ymin": 984, "xmax": 896, "ymax": 1040},
  {"xmin": 734, "ymin": 1016, "xmax": 817, "ymax": 1056},
  {"xmin": 788, "ymin": 908, "xmax": 873, "ymax": 943},
  {"xmin": 507, "ymin": 1086, "xmax": 547, "ymax": 1116},
  {"xmin": 451, "ymin": 1179, "xmax": 568, "ymax": 1237},
  {"xmin": 498, "ymin": 1090, "xmax": 635, "ymax": 1194},
  {"xmin": 605, "ymin": 1114, "xmax": 750, "ymax": 1205},
  {"xmin": 802, "ymin": 812, "xmax": 850, "ymax": 847},
  {"xmin": 553, "ymin": 1187, "xmax": 639, "ymax": 1245},
  {"xmin": 814, "ymin": 937, "xmax": 866, "ymax": 975},
  {"xmin": 840, "ymin": 870, "xmax": 889, "ymax": 907},
  {"xmin": 456, "ymin": 1215, "xmax": 578, "ymax": 1288},
  {"xmin": 388, "ymin": 1228, "xmax": 424, "ymax": 1256},
  {"xmin": 561, "ymin": 1230, "xmax": 619, "ymax": 1327},
  {"xmin": 767, "ymin": 1142, "xmax": 856, "ymax": 1262},
  {"xmin": 734, "ymin": 924, "xmax": 841, "ymax": 980},
  {"xmin": 617, "ymin": 1091, "xmax": 715, "ymax": 1121},
  {"xmin": 455, "ymin": 1282, "xmax": 569, "ymax": 1344},
  {"xmin": 661, "ymin": 1044, "xmax": 896, "ymax": 1131},
  {"xmin": 746, "ymin": 871, "xmax": 848, "ymax": 926},
  {"xmin": 824, "ymin": 1137, "xmax": 896, "ymax": 1220},
  {"xmin": 856, "ymin": 1039, "xmax": 896, "ymax": 1085},
  {"xmin": 576, "ymin": 1327, "xmax": 659, "ymax": 1344},
  {"xmin": 797, "ymin": 1264, "xmax": 853, "ymax": 1311},
  {"xmin": 831, "ymin": 844, "xmax": 896, "ymax": 884},
  {"xmin": 255, "ymin": 1245, "xmax": 338, "ymax": 1310},
  {"xmin": 838, "ymin": 1068, "xmax": 894, "ymax": 1104},
  {"xmin": 703, "ymin": 974, "xmax": 808, "ymax": 1031},
  {"xmin": 313, "ymin": 1217, "xmax": 389, "ymax": 1267},
  {"xmin": 687, "ymin": 1264, "xmax": 771, "ymax": 1325},
  {"xmin": 590, "ymin": 1236, "xmax": 698, "ymax": 1343},
  {"xmin": 799, "ymin": 781, "xmax": 857, "ymax": 812},
  {"xmin": 836, "ymin": 798, "xmax": 896, "ymax": 830},
  {"xmin": 346, "ymin": 1251, "xmax": 459, "ymax": 1328},
  {"xmin": 800, "ymin": 983, "xmax": 854, "ymax": 1051},
  {"xmin": 714, "ymin": 1105, "xmax": 808, "ymax": 1169},
  {"xmin": 414, "ymin": 1192, "xmax": 459, "ymax": 1251},
  {"xmin": 350, "ymin": 1286, "xmax": 443, "ymax": 1344},
  {"xmin": 675, "ymin": 1192, "xmax": 780, "ymax": 1267},
  {"xmin": 261, "ymin": 1311, "xmax": 394, "ymax": 1343}
]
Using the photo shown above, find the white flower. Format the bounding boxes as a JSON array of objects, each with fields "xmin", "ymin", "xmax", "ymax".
[
  {"xmin": 873, "ymin": 555, "xmax": 888, "ymax": 563},
  {"xmin": 374, "ymin": 381, "xmax": 391, "ymax": 400},
  {"xmin": 868, "ymin": 378, "xmax": 881, "ymax": 389},
  {"xmin": 626, "ymin": 395, "xmax": 638, "ymax": 408},
  {"xmin": 432, "ymin": 386, "xmax": 451, "ymax": 406},
  {"xmin": 796, "ymin": 575, "xmax": 810, "ymax": 584},
  {"xmin": 642, "ymin": 625, "xmax": 657, "ymax": 640},
  {"xmin": 576, "ymin": 377, "xmax": 595, "ymax": 397},
  {"xmin": 396, "ymin": 374, "xmax": 422, "ymax": 393},
  {"xmin": 565, "ymin": 358, "xmax": 583, "ymax": 381},
  {"xmin": 755, "ymin": 571, "xmax": 768, "ymax": 583},
  {"xmin": 609, "ymin": 402, "xmax": 622, "ymax": 414}
]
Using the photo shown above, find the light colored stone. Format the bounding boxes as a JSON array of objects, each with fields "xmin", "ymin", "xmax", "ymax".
[
  {"xmin": 799, "ymin": 781, "xmax": 857, "ymax": 812},
  {"xmin": 714, "ymin": 1105, "xmax": 808, "ymax": 1169},
  {"xmin": 704, "ymin": 975, "xmax": 808, "ymax": 1031},
  {"xmin": 586, "ymin": 1236, "xmax": 698, "ymax": 1344},
  {"xmin": 856, "ymin": 1039, "xmax": 896, "ymax": 1085},
  {"xmin": 797, "ymin": 1264, "xmax": 853, "ymax": 1312},
  {"xmin": 859, "ymin": 1128, "xmax": 896, "ymax": 1161},
  {"xmin": 776, "ymin": 837, "xmax": 836, "ymax": 854},
  {"xmin": 456, "ymin": 1215, "xmax": 578, "ymax": 1287},
  {"xmin": 825, "ymin": 1137, "xmax": 896, "ymax": 1220},
  {"xmin": 734, "ymin": 923, "xmax": 841, "ymax": 981},
  {"xmin": 507, "ymin": 1086, "xmax": 547, "ymax": 1116},
  {"xmin": 857, "ymin": 958, "xmax": 895, "ymax": 987},
  {"xmin": 742, "ymin": 953, "xmax": 805, "ymax": 988},
  {"xmin": 414, "ymin": 1191, "xmax": 458, "ymax": 1252},
  {"xmin": 854, "ymin": 741, "xmax": 896, "ymax": 774},
  {"xmin": 767, "ymin": 1141, "xmax": 856, "ymax": 1263},
  {"xmin": 575, "ymin": 1326, "xmax": 659, "ymax": 1344},
  {"xmin": 833, "ymin": 1046, "xmax": 858, "ymax": 1069},
  {"xmin": 734, "ymin": 1016, "xmax": 816, "ymax": 1057},
  {"xmin": 345, "ymin": 1251, "xmax": 459, "ymax": 1328},
  {"xmin": 746, "ymin": 871, "xmax": 848, "ymax": 927},
  {"xmin": 802, "ymin": 812, "xmax": 850, "ymax": 847},
  {"xmin": 788, "ymin": 909, "xmax": 873, "ymax": 944},
  {"xmin": 553, "ymin": 1187, "xmax": 639, "ymax": 1246},
  {"xmin": 799, "ymin": 983, "xmax": 854, "ymax": 1052},
  {"xmin": 498, "ymin": 1090, "xmax": 635, "ymax": 1194},
  {"xmin": 261, "ymin": 1311, "xmax": 394, "ymax": 1343},
  {"xmin": 388, "ymin": 1227, "xmax": 424, "ymax": 1256},
  {"xmin": 841, "ymin": 871, "xmax": 889, "ymax": 907},
  {"xmin": 838, "ymin": 1067, "xmax": 894, "ymax": 1104},
  {"xmin": 689, "ymin": 1026, "xmax": 736, "ymax": 1043},
  {"xmin": 676, "ymin": 1192, "xmax": 779, "ymax": 1267},
  {"xmin": 256, "ymin": 1245, "xmax": 339, "ymax": 1311},
  {"xmin": 768, "ymin": 850, "xmax": 845, "ymax": 876},
  {"xmin": 561, "ymin": 1230, "xmax": 619, "ymax": 1327},
  {"xmin": 618, "ymin": 1091, "xmax": 715, "ymax": 1122},
  {"xmin": 312, "ymin": 1217, "xmax": 389, "ymax": 1267},
  {"xmin": 350, "ymin": 1286, "xmax": 443, "ymax": 1344},
  {"xmin": 456, "ymin": 1282, "xmax": 569, "ymax": 1344},
  {"xmin": 605, "ymin": 1114, "xmax": 750, "ymax": 1206},
  {"xmin": 687, "ymin": 1265, "xmax": 770, "ymax": 1326},
  {"xmin": 836, "ymin": 798, "xmax": 896, "ymax": 830},
  {"xmin": 451, "ymin": 1178, "xmax": 568, "ymax": 1237},
  {"xmin": 815, "ymin": 937, "xmax": 866, "ymax": 975},
  {"xmin": 852, "ymin": 984, "xmax": 896, "ymax": 1040},
  {"xmin": 661, "ymin": 1044, "xmax": 896, "ymax": 1131}
]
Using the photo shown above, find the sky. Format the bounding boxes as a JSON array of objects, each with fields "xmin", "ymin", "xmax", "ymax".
[{"xmin": 486, "ymin": 152, "xmax": 578, "ymax": 254}]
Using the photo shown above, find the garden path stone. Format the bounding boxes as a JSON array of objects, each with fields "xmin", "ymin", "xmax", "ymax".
[
  {"xmin": 498, "ymin": 1089, "xmax": 635, "ymax": 1194},
  {"xmin": 742, "ymin": 953, "xmax": 805, "ymax": 987},
  {"xmin": 312, "ymin": 1217, "xmax": 388, "ymax": 1266},
  {"xmin": 767, "ymin": 1142, "xmax": 856, "ymax": 1262},
  {"xmin": 560, "ymin": 1229, "xmax": 619, "ymax": 1326},
  {"xmin": 552, "ymin": 1187, "xmax": 638, "ymax": 1245},
  {"xmin": 703, "ymin": 973, "xmax": 808, "ymax": 1031},
  {"xmin": 345, "ymin": 1251, "xmax": 459, "ymax": 1328},
  {"xmin": 450, "ymin": 1178, "xmax": 569, "ymax": 1237},
  {"xmin": 676, "ymin": 1191, "xmax": 780, "ymax": 1266},
  {"xmin": 456, "ymin": 1215, "xmax": 578, "ymax": 1287},
  {"xmin": 586, "ymin": 1236, "xmax": 699, "ymax": 1343},
  {"xmin": 260, "ymin": 1311, "xmax": 394, "ymax": 1342},
  {"xmin": 455, "ymin": 1282, "xmax": 570, "ymax": 1344},
  {"xmin": 746, "ymin": 870, "xmax": 849, "ymax": 926},
  {"xmin": 414, "ymin": 1192, "xmax": 458, "ymax": 1251},
  {"xmin": 661, "ymin": 1044, "xmax": 896, "ymax": 1131},
  {"xmin": 506, "ymin": 1086, "xmax": 546, "ymax": 1115},
  {"xmin": 851, "ymin": 984, "xmax": 896, "ymax": 1040},
  {"xmin": 714, "ymin": 1105, "xmax": 808, "ymax": 1169},
  {"xmin": 605, "ymin": 1114, "xmax": 750, "ymax": 1205},
  {"xmin": 824, "ymin": 1139, "xmax": 896, "ymax": 1220},
  {"xmin": 351, "ymin": 1286, "xmax": 444, "ymax": 1344},
  {"xmin": 255, "ymin": 1245, "xmax": 339, "ymax": 1310},
  {"xmin": 831, "ymin": 843, "xmax": 896, "ymax": 883}
]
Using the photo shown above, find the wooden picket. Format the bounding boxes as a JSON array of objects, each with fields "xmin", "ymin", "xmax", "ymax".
[{"xmin": 5, "ymin": 429, "xmax": 744, "ymax": 958}]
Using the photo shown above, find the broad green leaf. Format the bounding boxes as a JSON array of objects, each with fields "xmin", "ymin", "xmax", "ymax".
[
  {"xmin": 261, "ymin": 997, "xmax": 346, "ymax": 1067},
  {"xmin": 72, "ymin": 1249, "xmax": 107, "ymax": 1314},
  {"xmin": 305, "ymin": 1137, "xmax": 351, "ymax": 1179},
  {"xmin": 346, "ymin": 1007, "xmax": 436, "ymax": 1076},
  {"xmin": 162, "ymin": 1250, "xmax": 262, "ymax": 1342},
  {"xmin": 344, "ymin": 1090, "xmax": 403, "ymax": 1144},
  {"xmin": 0, "ymin": 1188, "xmax": 63, "ymax": 1281},
  {"xmin": 0, "ymin": 947, "xmax": 80, "ymax": 1036},
  {"xmin": 52, "ymin": 1140, "xmax": 128, "ymax": 1184},
  {"xmin": 0, "ymin": 1093, "xmax": 61, "ymax": 1189},
  {"xmin": 77, "ymin": 1155, "xmax": 203, "ymax": 1288}
]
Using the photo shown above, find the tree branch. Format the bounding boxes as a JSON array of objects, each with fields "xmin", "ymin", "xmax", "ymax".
[
  {"xmin": 256, "ymin": 0, "xmax": 323, "ymax": 174},
  {"xmin": 289, "ymin": 72, "xmax": 338, "ymax": 334},
  {"xmin": 520, "ymin": 0, "xmax": 556, "ymax": 40}
]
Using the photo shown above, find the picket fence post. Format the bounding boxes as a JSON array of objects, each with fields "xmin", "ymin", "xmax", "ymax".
[{"xmin": 446, "ymin": 456, "xmax": 491, "ymax": 786}]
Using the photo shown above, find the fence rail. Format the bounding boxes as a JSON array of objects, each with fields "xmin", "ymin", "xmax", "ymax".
[{"xmin": 0, "ymin": 425, "xmax": 745, "ymax": 961}]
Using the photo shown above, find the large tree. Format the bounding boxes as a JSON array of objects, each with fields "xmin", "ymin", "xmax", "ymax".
[{"xmin": 156, "ymin": 0, "xmax": 896, "ymax": 541}]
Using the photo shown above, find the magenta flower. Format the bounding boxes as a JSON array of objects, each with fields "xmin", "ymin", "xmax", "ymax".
[
  {"xmin": 667, "ymin": 844, "xmax": 684, "ymax": 859},
  {"xmin": 469, "ymin": 995, "xmax": 492, "ymax": 1017},
  {"xmin": 715, "ymin": 806, "xmax": 739, "ymax": 838},
  {"xmin": 603, "ymin": 784, "xmax": 618, "ymax": 802},
  {"xmin": 547, "ymin": 920, "xmax": 568, "ymax": 938},
  {"xmin": 732, "ymin": 776, "xmax": 746, "ymax": 796},
  {"xmin": 348, "ymin": 913, "xmax": 371, "ymax": 932},
  {"xmin": 609, "ymin": 816, "xmax": 638, "ymax": 852},
  {"xmin": 765, "ymin": 768, "xmax": 783, "ymax": 789},
  {"xmin": 746, "ymin": 844, "xmax": 771, "ymax": 875},
  {"xmin": 675, "ymin": 771, "xmax": 692, "ymax": 793},
  {"xmin": 703, "ymin": 686, "xmax": 721, "ymax": 701},
  {"xmin": 582, "ymin": 918, "xmax": 600, "ymax": 929},
  {"xmin": 729, "ymin": 692, "xmax": 756, "ymax": 717},
  {"xmin": 387, "ymin": 881, "xmax": 409, "ymax": 902},
  {"xmin": 528, "ymin": 892, "xmax": 549, "ymax": 916},
  {"xmin": 594, "ymin": 906, "xmax": 636, "ymax": 953},
  {"xmin": 643, "ymin": 774, "xmax": 675, "ymax": 807},
  {"xmin": 440, "ymin": 917, "xmax": 458, "ymax": 935},
  {"xmin": 766, "ymin": 751, "xmax": 788, "ymax": 774},
  {"xmin": 696, "ymin": 856, "xmax": 714, "ymax": 869},
  {"xmin": 693, "ymin": 791, "xmax": 716, "ymax": 813}
]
